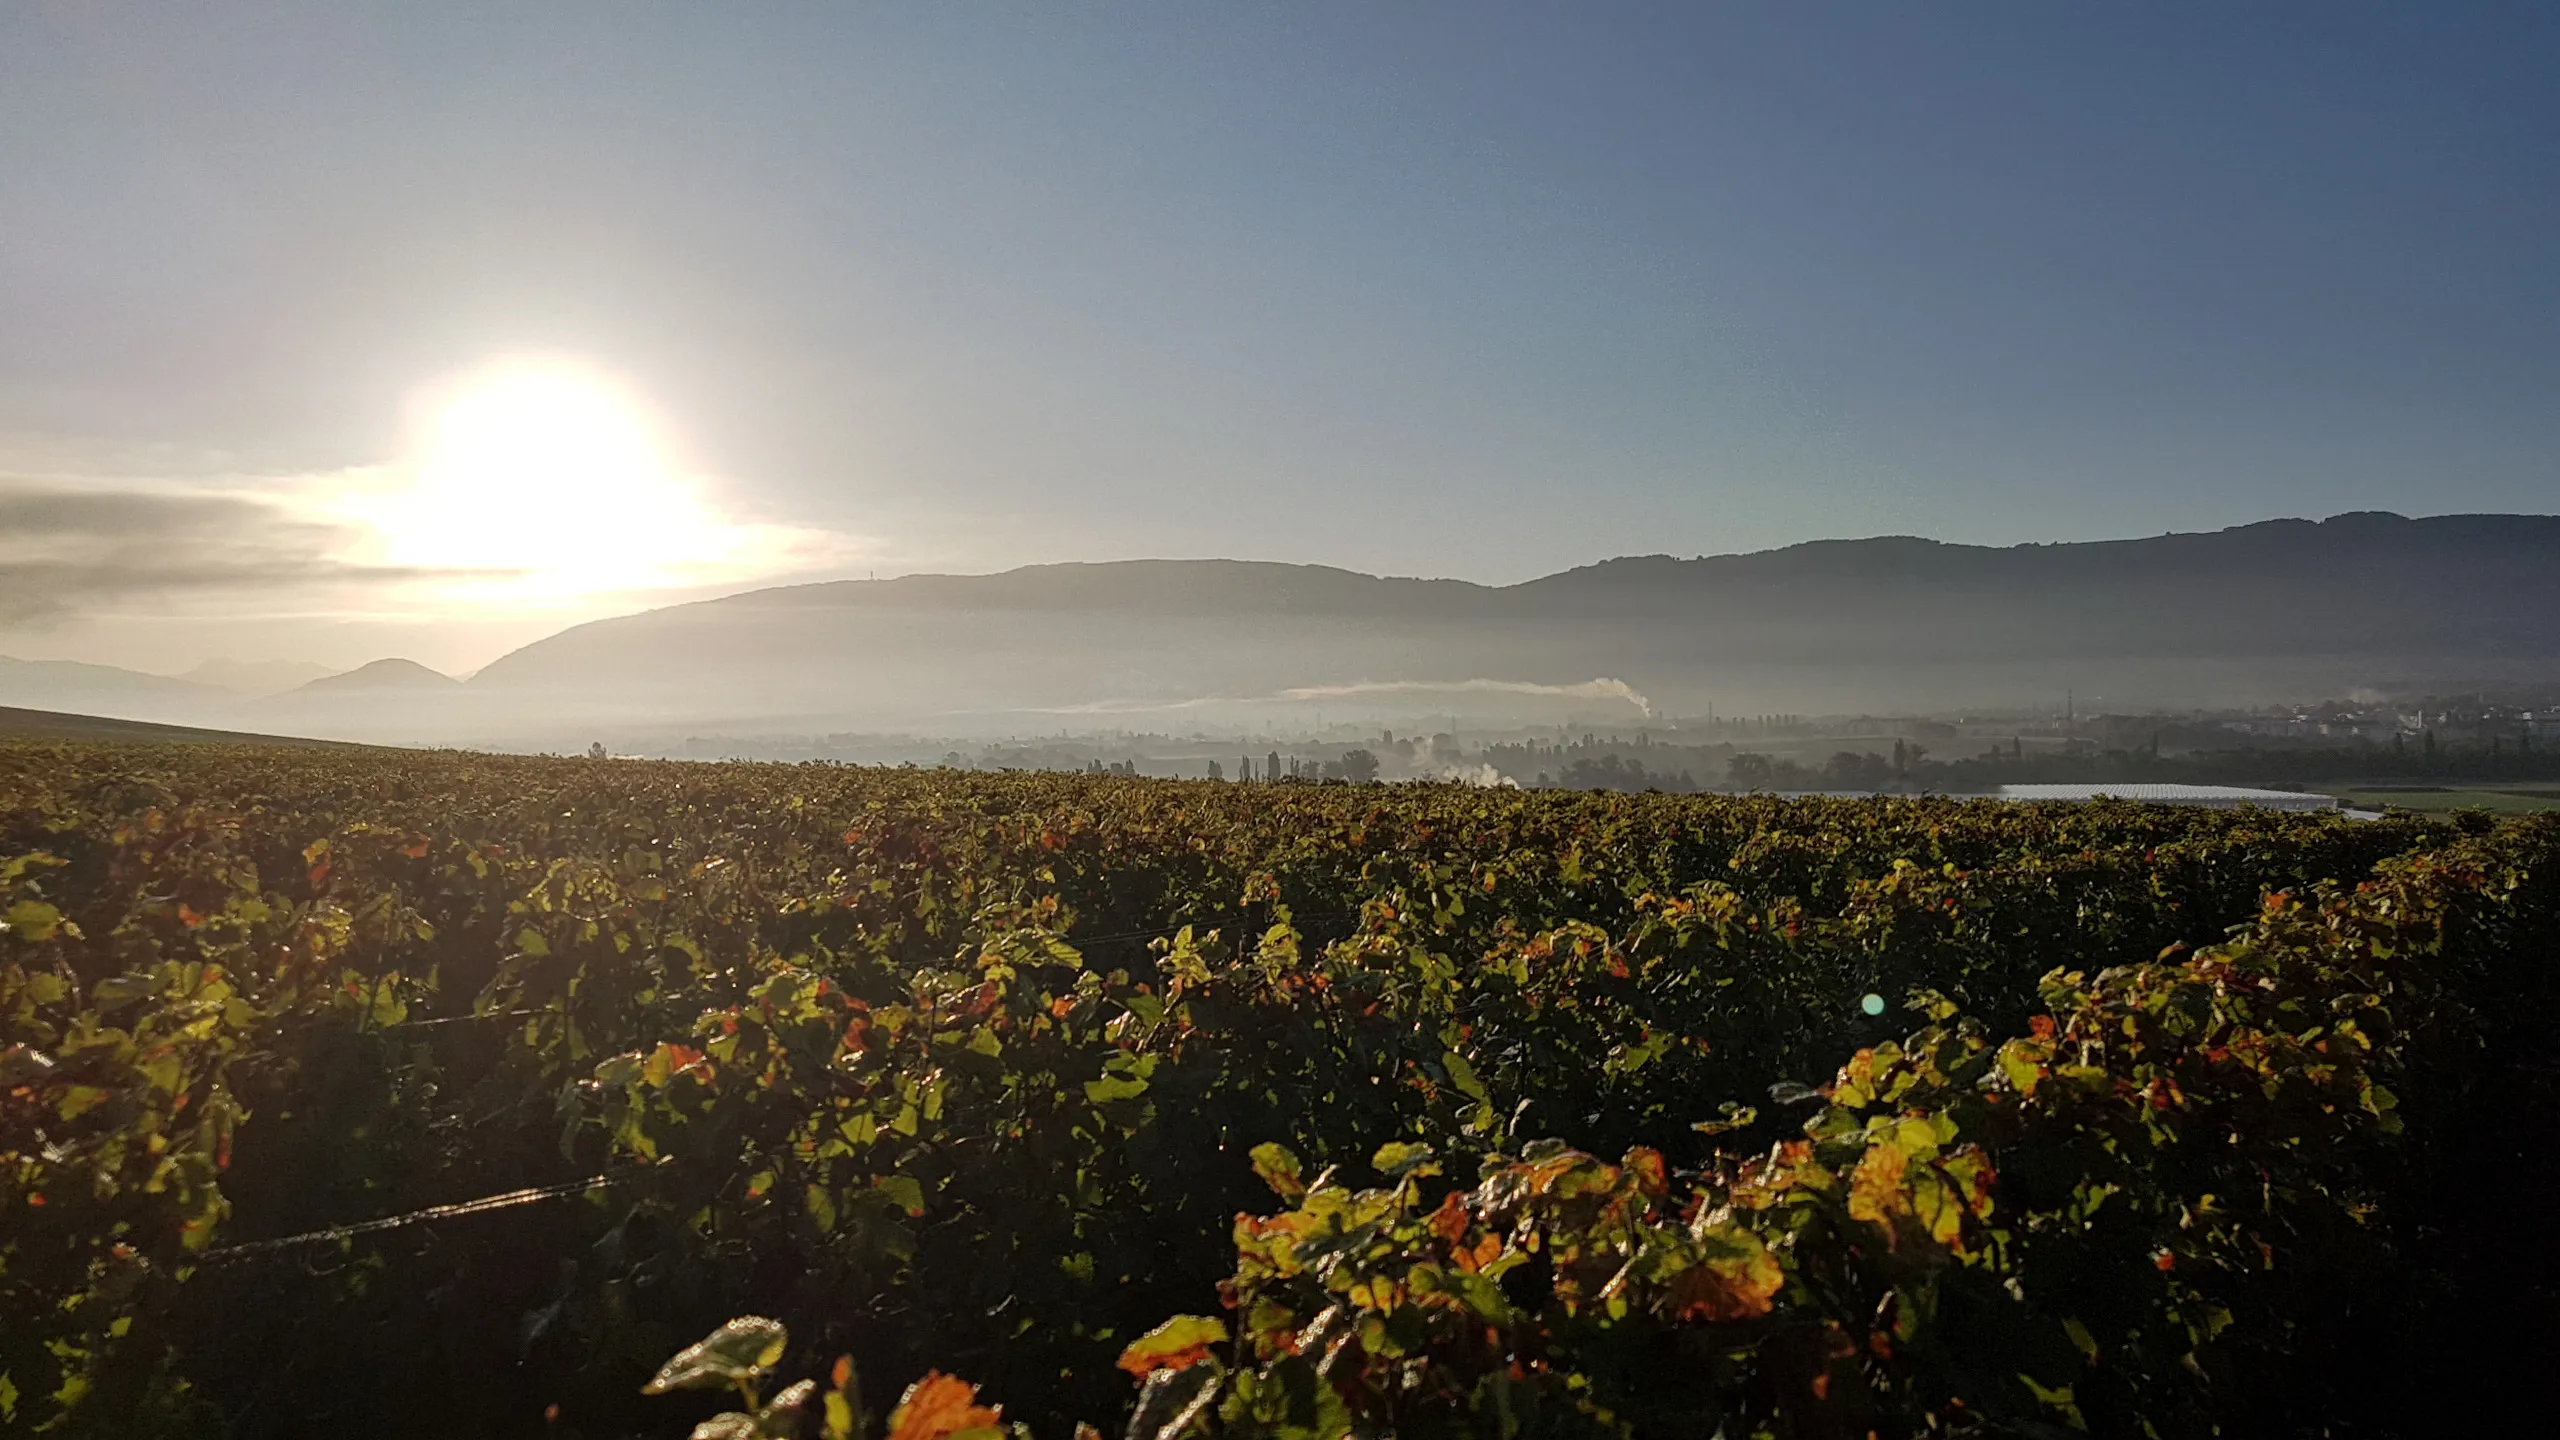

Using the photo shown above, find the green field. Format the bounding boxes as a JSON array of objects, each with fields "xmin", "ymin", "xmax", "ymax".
[{"xmin": 7, "ymin": 742, "xmax": 2557, "ymax": 1437}]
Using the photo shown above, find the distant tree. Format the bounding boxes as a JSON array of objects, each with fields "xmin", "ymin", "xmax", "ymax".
[
  {"xmin": 1892, "ymin": 738, "xmax": 1908, "ymax": 774},
  {"xmin": 587, "ymin": 741, "xmax": 608, "ymax": 759},
  {"xmin": 1333, "ymin": 749, "xmax": 1380, "ymax": 783},
  {"xmin": 1727, "ymin": 752, "xmax": 1775, "ymax": 788},
  {"xmin": 1207, "ymin": 759, "xmax": 1223, "ymax": 780},
  {"xmin": 1268, "ymin": 750, "xmax": 1282, "ymax": 783},
  {"xmin": 1556, "ymin": 755, "xmax": 1652, "ymax": 792},
  {"xmin": 1823, "ymin": 751, "xmax": 1890, "ymax": 789}
]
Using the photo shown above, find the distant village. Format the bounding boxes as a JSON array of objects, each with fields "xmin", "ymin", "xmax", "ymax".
[{"xmin": 640, "ymin": 691, "xmax": 2560, "ymax": 814}]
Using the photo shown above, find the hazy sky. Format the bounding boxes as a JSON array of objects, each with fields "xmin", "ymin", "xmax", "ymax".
[{"xmin": 4, "ymin": 3, "xmax": 2555, "ymax": 673}]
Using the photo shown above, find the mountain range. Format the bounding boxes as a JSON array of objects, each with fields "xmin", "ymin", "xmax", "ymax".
[
  {"xmin": 8, "ymin": 513, "xmax": 2558, "ymax": 742},
  {"xmin": 0, "ymin": 656, "xmax": 229, "ymax": 712},
  {"xmin": 465, "ymin": 512, "xmax": 2560, "ymax": 730}
]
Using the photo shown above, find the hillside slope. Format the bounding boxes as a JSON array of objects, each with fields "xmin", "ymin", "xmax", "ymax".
[
  {"xmin": 0, "ymin": 705, "xmax": 363, "ymax": 748},
  {"xmin": 461, "ymin": 513, "xmax": 2560, "ymax": 726}
]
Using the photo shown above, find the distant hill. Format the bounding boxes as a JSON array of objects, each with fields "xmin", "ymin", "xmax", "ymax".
[
  {"xmin": 0, "ymin": 655, "xmax": 230, "ymax": 720},
  {"xmin": 0, "ymin": 704, "xmax": 363, "ymax": 749},
  {"xmin": 291, "ymin": 658, "xmax": 460, "ymax": 694},
  {"xmin": 178, "ymin": 657, "xmax": 343, "ymax": 695},
  {"xmin": 462, "ymin": 513, "xmax": 2560, "ymax": 725}
]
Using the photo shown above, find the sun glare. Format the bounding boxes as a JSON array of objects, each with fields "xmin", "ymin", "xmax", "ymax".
[{"xmin": 354, "ymin": 359, "xmax": 773, "ymax": 604}]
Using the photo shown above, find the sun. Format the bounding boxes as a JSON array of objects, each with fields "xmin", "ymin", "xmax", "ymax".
[{"xmin": 360, "ymin": 359, "xmax": 762, "ymax": 602}]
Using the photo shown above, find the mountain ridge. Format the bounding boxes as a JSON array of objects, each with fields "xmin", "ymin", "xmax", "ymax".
[
  {"xmin": 461, "ymin": 512, "xmax": 2560, "ymax": 725},
  {"xmin": 478, "ymin": 509, "xmax": 2554, "ymax": 639},
  {"xmin": 0, "ymin": 656, "xmax": 227, "ymax": 707},
  {"xmin": 10, "ymin": 514, "xmax": 2553, "ymax": 739}
]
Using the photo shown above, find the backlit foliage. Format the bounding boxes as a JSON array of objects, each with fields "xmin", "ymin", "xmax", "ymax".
[{"xmin": 3, "ymin": 744, "xmax": 2553, "ymax": 1436}]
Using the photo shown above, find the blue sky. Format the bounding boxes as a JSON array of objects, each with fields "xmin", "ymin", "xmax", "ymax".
[{"xmin": 3, "ymin": 3, "xmax": 2555, "ymax": 668}]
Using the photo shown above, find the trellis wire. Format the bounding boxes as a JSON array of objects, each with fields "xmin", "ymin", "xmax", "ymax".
[{"xmin": 198, "ymin": 1174, "xmax": 620, "ymax": 1263}]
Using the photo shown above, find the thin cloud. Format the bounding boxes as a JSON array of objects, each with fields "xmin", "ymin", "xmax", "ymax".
[
  {"xmin": 0, "ymin": 487, "xmax": 282, "ymax": 538},
  {"xmin": 0, "ymin": 477, "xmax": 468, "ymax": 626},
  {"xmin": 0, "ymin": 446, "xmax": 865, "ymax": 641}
]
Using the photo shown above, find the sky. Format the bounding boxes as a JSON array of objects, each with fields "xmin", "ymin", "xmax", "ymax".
[{"xmin": 3, "ymin": 2, "xmax": 2555, "ymax": 675}]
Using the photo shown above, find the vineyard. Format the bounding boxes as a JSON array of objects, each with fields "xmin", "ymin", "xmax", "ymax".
[{"xmin": 5, "ymin": 742, "xmax": 2556, "ymax": 1438}]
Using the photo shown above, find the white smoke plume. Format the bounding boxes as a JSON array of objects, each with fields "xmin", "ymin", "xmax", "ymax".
[
  {"xmin": 1021, "ymin": 677, "xmax": 1653, "ymax": 718},
  {"xmin": 1271, "ymin": 677, "xmax": 1653, "ymax": 716}
]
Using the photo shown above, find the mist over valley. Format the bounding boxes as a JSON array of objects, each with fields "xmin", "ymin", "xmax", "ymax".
[{"xmin": 9, "ymin": 511, "xmax": 2554, "ymax": 758}]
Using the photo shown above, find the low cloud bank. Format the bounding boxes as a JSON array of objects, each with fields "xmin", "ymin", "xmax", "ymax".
[
  {"xmin": 1273, "ymin": 677, "xmax": 1652, "ymax": 716},
  {"xmin": 1027, "ymin": 676, "xmax": 1652, "ymax": 719},
  {"xmin": 0, "ymin": 476, "xmax": 430, "ymax": 627}
]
